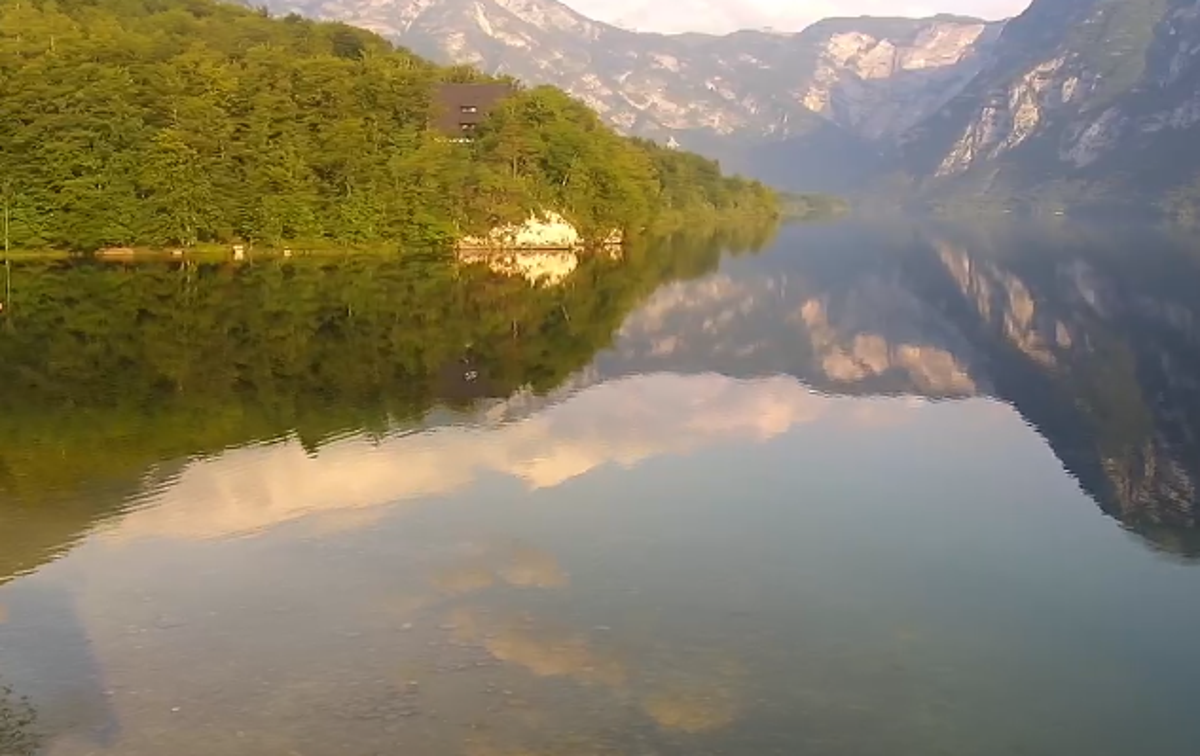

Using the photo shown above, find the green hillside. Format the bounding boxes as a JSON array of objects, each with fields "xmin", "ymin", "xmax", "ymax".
[{"xmin": 0, "ymin": 0, "xmax": 778, "ymax": 252}]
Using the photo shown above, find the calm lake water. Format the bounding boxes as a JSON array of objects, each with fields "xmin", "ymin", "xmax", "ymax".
[{"xmin": 2, "ymin": 220, "xmax": 1200, "ymax": 755}]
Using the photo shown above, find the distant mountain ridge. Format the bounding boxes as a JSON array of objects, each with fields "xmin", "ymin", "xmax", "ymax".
[
  {"xmin": 261, "ymin": 0, "xmax": 1006, "ymax": 191},
  {"xmin": 263, "ymin": 0, "xmax": 1200, "ymax": 213}
]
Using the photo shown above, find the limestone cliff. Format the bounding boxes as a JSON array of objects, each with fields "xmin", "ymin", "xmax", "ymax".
[
  {"xmin": 259, "ymin": 0, "xmax": 1004, "ymax": 190},
  {"xmin": 902, "ymin": 0, "xmax": 1200, "ymax": 210},
  {"xmin": 259, "ymin": 0, "xmax": 1200, "ymax": 207}
]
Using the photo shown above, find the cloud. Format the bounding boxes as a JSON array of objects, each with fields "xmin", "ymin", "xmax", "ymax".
[{"xmin": 565, "ymin": 0, "xmax": 1030, "ymax": 34}]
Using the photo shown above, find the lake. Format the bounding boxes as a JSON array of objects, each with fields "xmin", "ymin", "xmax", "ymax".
[{"xmin": 2, "ymin": 219, "xmax": 1199, "ymax": 755}]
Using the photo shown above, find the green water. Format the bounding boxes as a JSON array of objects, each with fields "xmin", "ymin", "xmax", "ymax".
[{"xmin": 1, "ymin": 220, "xmax": 1199, "ymax": 755}]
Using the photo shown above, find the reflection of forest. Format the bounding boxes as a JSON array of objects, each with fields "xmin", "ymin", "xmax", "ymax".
[
  {"xmin": 0, "ymin": 222, "xmax": 776, "ymax": 583},
  {"xmin": 8, "ymin": 216, "xmax": 1200, "ymax": 574}
]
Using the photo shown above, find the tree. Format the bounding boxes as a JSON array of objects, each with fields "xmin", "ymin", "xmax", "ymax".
[{"xmin": 0, "ymin": 0, "xmax": 778, "ymax": 252}]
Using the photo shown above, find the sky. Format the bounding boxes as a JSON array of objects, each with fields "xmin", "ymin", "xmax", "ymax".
[{"xmin": 564, "ymin": 0, "xmax": 1031, "ymax": 35}]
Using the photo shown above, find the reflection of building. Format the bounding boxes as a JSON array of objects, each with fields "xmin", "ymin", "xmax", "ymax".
[{"xmin": 432, "ymin": 83, "xmax": 513, "ymax": 140}]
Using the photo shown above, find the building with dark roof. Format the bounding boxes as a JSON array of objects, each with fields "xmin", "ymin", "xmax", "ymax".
[{"xmin": 432, "ymin": 83, "xmax": 514, "ymax": 140}]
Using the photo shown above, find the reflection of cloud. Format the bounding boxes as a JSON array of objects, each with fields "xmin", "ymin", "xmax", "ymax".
[
  {"xmin": 642, "ymin": 687, "xmax": 738, "ymax": 733},
  {"xmin": 620, "ymin": 275, "xmax": 766, "ymax": 341},
  {"xmin": 799, "ymin": 299, "xmax": 976, "ymax": 394},
  {"xmin": 500, "ymin": 547, "xmax": 569, "ymax": 589},
  {"xmin": 640, "ymin": 651, "xmax": 745, "ymax": 733},
  {"xmin": 104, "ymin": 373, "xmax": 922, "ymax": 542},
  {"xmin": 434, "ymin": 564, "xmax": 498, "ymax": 595},
  {"xmin": 449, "ymin": 609, "xmax": 626, "ymax": 688},
  {"xmin": 302, "ymin": 507, "xmax": 391, "ymax": 536},
  {"xmin": 433, "ymin": 543, "xmax": 568, "ymax": 596}
]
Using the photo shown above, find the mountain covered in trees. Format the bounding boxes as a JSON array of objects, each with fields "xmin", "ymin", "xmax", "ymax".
[
  {"xmin": 271, "ymin": 0, "xmax": 1200, "ymax": 214},
  {"xmin": 0, "ymin": 0, "xmax": 777, "ymax": 252},
  {"xmin": 263, "ymin": 0, "xmax": 1005, "ymax": 194}
]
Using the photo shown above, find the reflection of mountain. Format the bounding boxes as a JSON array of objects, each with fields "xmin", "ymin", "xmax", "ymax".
[
  {"xmin": 5, "ymin": 219, "xmax": 1200, "ymax": 565},
  {"xmin": 602, "ymin": 226, "xmax": 986, "ymax": 398},
  {"xmin": 601, "ymin": 221, "xmax": 1200, "ymax": 557},
  {"xmin": 925, "ymin": 226, "xmax": 1200, "ymax": 557}
]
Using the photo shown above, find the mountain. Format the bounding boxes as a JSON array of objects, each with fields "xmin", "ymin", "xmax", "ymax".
[
  {"xmin": 261, "ymin": 0, "xmax": 1004, "ymax": 191},
  {"xmin": 902, "ymin": 0, "xmax": 1200, "ymax": 211},
  {"xmin": 265, "ymin": 0, "xmax": 1200, "ymax": 212}
]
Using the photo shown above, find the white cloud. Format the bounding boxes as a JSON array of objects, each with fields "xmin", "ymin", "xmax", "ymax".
[{"xmin": 565, "ymin": 0, "xmax": 1031, "ymax": 34}]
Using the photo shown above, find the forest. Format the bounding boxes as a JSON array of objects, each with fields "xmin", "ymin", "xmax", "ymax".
[{"xmin": 0, "ymin": 0, "xmax": 781, "ymax": 252}]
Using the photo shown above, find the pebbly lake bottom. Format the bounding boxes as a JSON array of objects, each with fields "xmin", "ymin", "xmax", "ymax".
[{"xmin": 2, "ymin": 219, "xmax": 1200, "ymax": 755}]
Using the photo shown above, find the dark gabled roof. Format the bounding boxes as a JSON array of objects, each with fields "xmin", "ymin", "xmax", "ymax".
[{"xmin": 432, "ymin": 83, "xmax": 514, "ymax": 137}]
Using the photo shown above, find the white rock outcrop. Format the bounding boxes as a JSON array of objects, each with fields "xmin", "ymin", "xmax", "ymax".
[{"xmin": 458, "ymin": 211, "xmax": 622, "ymax": 250}]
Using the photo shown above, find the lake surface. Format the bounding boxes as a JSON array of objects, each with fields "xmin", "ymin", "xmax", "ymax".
[{"xmin": 2, "ymin": 220, "xmax": 1200, "ymax": 755}]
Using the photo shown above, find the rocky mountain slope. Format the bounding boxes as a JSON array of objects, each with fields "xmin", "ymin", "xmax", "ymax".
[
  {"xmin": 902, "ymin": 0, "xmax": 1200, "ymax": 210},
  {"xmin": 261, "ymin": 0, "xmax": 1005, "ymax": 191},
  {"xmin": 262, "ymin": 0, "xmax": 1200, "ymax": 209}
]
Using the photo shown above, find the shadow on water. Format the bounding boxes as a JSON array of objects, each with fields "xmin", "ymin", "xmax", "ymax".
[{"xmin": 0, "ymin": 582, "xmax": 121, "ymax": 752}]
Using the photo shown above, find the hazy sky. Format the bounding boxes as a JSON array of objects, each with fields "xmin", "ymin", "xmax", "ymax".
[{"xmin": 565, "ymin": 0, "xmax": 1031, "ymax": 34}]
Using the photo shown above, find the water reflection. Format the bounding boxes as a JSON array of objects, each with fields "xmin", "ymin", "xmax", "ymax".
[
  {"xmin": 3, "ymin": 220, "xmax": 1200, "ymax": 754},
  {"xmin": 0, "ymin": 583, "xmax": 119, "ymax": 753},
  {"xmin": 605, "ymin": 221, "xmax": 1200, "ymax": 557},
  {"xmin": 99, "ymin": 373, "xmax": 889, "ymax": 543},
  {"xmin": 0, "ymin": 681, "xmax": 39, "ymax": 756}
]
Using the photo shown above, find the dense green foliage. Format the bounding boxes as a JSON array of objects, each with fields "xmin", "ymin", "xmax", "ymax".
[{"xmin": 0, "ymin": 0, "xmax": 777, "ymax": 252}]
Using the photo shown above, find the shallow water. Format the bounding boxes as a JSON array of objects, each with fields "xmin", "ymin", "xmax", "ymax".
[{"xmin": 2, "ymin": 220, "xmax": 1200, "ymax": 755}]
